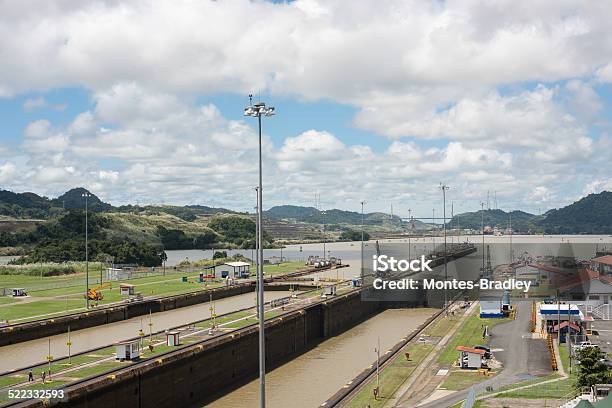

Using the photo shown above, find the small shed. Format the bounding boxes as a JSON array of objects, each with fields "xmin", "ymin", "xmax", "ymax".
[
  {"xmin": 107, "ymin": 268, "xmax": 131, "ymax": 281},
  {"xmin": 199, "ymin": 266, "xmax": 216, "ymax": 282},
  {"xmin": 166, "ymin": 331, "xmax": 180, "ymax": 347},
  {"xmin": 323, "ymin": 285, "xmax": 337, "ymax": 297},
  {"xmin": 11, "ymin": 288, "xmax": 27, "ymax": 297},
  {"xmin": 215, "ymin": 262, "xmax": 251, "ymax": 279},
  {"xmin": 120, "ymin": 283, "xmax": 135, "ymax": 296},
  {"xmin": 456, "ymin": 346, "xmax": 485, "ymax": 369},
  {"xmin": 115, "ymin": 340, "xmax": 140, "ymax": 361},
  {"xmin": 480, "ymin": 294, "xmax": 504, "ymax": 318},
  {"xmin": 552, "ymin": 321, "xmax": 581, "ymax": 342}
]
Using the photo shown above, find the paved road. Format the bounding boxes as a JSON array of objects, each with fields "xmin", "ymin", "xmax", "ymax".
[{"xmin": 417, "ymin": 301, "xmax": 552, "ymax": 408}]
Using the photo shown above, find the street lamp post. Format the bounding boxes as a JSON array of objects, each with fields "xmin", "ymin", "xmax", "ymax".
[
  {"xmin": 244, "ymin": 97, "xmax": 274, "ymax": 408},
  {"xmin": 82, "ymin": 192, "xmax": 91, "ymax": 309}
]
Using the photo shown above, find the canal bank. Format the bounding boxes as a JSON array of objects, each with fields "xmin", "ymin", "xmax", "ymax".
[
  {"xmin": 207, "ymin": 307, "xmax": 438, "ymax": 408},
  {"xmin": 0, "ymin": 290, "xmax": 297, "ymax": 372},
  {"xmin": 7, "ymin": 289, "xmax": 393, "ymax": 408},
  {"xmin": 0, "ymin": 264, "xmax": 344, "ymax": 347}
]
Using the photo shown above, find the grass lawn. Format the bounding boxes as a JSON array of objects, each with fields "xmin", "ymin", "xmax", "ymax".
[
  {"xmin": 494, "ymin": 378, "xmax": 574, "ymax": 399},
  {"xmin": 437, "ymin": 312, "xmax": 507, "ymax": 365},
  {"xmin": 0, "ymin": 261, "xmax": 306, "ymax": 322},
  {"xmin": 346, "ymin": 343, "xmax": 433, "ymax": 408},
  {"xmin": 0, "ymin": 299, "xmax": 86, "ymax": 321},
  {"xmin": 0, "ymin": 297, "xmax": 16, "ymax": 305},
  {"xmin": 423, "ymin": 313, "xmax": 462, "ymax": 337},
  {"xmin": 441, "ymin": 369, "xmax": 493, "ymax": 390},
  {"xmin": 61, "ymin": 361, "xmax": 124, "ymax": 379}
]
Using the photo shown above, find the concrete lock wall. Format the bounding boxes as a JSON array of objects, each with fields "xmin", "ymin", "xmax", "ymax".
[
  {"xmin": 0, "ymin": 283, "xmax": 257, "ymax": 347},
  {"xmin": 13, "ymin": 291, "xmax": 392, "ymax": 408}
]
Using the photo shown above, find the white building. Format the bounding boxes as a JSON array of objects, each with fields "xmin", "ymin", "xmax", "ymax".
[
  {"xmin": 479, "ymin": 291, "xmax": 505, "ymax": 318},
  {"xmin": 214, "ymin": 261, "xmax": 251, "ymax": 279},
  {"xmin": 456, "ymin": 346, "xmax": 485, "ymax": 369}
]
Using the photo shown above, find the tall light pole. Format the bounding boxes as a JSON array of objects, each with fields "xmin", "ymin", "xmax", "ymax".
[
  {"xmin": 82, "ymin": 192, "xmax": 91, "ymax": 309},
  {"xmin": 322, "ymin": 210, "xmax": 326, "ymax": 261},
  {"xmin": 440, "ymin": 184, "xmax": 449, "ymax": 312},
  {"xmin": 361, "ymin": 201, "xmax": 365, "ymax": 276},
  {"xmin": 408, "ymin": 208, "xmax": 412, "ymax": 261},
  {"xmin": 432, "ymin": 208, "xmax": 436, "ymax": 255},
  {"xmin": 244, "ymin": 96, "xmax": 274, "ymax": 408},
  {"xmin": 254, "ymin": 188, "xmax": 259, "ymax": 310},
  {"xmin": 481, "ymin": 202, "xmax": 485, "ymax": 275}
]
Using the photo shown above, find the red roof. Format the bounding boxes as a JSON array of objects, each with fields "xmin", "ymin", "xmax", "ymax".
[
  {"xmin": 456, "ymin": 346, "xmax": 485, "ymax": 355},
  {"xmin": 557, "ymin": 268, "xmax": 612, "ymax": 292},
  {"xmin": 593, "ymin": 255, "xmax": 612, "ymax": 266},
  {"xmin": 528, "ymin": 263, "xmax": 572, "ymax": 276},
  {"xmin": 552, "ymin": 321, "xmax": 580, "ymax": 332}
]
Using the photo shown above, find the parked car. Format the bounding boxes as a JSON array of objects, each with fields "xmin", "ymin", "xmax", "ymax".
[
  {"xmin": 474, "ymin": 345, "xmax": 492, "ymax": 358},
  {"xmin": 573, "ymin": 340, "xmax": 599, "ymax": 351}
]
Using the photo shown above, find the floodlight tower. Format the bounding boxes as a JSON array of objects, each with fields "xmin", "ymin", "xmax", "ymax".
[{"xmin": 244, "ymin": 96, "xmax": 274, "ymax": 408}]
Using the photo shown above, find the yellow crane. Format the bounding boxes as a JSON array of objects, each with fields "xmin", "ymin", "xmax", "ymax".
[{"xmin": 86, "ymin": 282, "xmax": 112, "ymax": 301}]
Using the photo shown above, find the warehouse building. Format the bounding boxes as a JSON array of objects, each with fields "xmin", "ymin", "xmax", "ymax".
[{"xmin": 214, "ymin": 261, "xmax": 251, "ymax": 279}]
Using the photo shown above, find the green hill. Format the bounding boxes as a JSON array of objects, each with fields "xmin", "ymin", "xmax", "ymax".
[
  {"xmin": 446, "ymin": 209, "xmax": 537, "ymax": 233},
  {"xmin": 539, "ymin": 191, "xmax": 612, "ymax": 234},
  {"xmin": 264, "ymin": 205, "xmax": 401, "ymax": 225}
]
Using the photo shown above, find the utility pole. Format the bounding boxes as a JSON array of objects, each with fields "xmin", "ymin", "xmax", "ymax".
[
  {"xmin": 481, "ymin": 202, "xmax": 485, "ymax": 275},
  {"xmin": 361, "ymin": 201, "xmax": 365, "ymax": 276},
  {"xmin": 82, "ymin": 192, "xmax": 91, "ymax": 309},
  {"xmin": 375, "ymin": 337, "xmax": 380, "ymax": 391},
  {"xmin": 441, "ymin": 183, "xmax": 449, "ymax": 313},
  {"xmin": 432, "ymin": 208, "xmax": 436, "ymax": 255},
  {"xmin": 322, "ymin": 210, "xmax": 326, "ymax": 261},
  {"xmin": 408, "ymin": 208, "xmax": 412, "ymax": 261}
]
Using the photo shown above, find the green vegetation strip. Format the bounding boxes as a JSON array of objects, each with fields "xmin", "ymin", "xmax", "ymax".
[
  {"xmin": 0, "ymin": 284, "xmax": 332, "ymax": 402},
  {"xmin": 437, "ymin": 313, "xmax": 506, "ymax": 365},
  {"xmin": 345, "ymin": 344, "xmax": 433, "ymax": 408},
  {"xmin": 0, "ymin": 261, "xmax": 305, "ymax": 323}
]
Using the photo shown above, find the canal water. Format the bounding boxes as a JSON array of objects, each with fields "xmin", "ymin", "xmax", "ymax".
[
  {"xmin": 0, "ymin": 291, "xmax": 294, "ymax": 372},
  {"xmin": 206, "ymin": 307, "xmax": 437, "ymax": 408}
]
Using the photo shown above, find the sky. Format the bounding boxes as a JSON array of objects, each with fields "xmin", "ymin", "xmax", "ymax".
[{"xmin": 0, "ymin": 0, "xmax": 611, "ymax": 217}]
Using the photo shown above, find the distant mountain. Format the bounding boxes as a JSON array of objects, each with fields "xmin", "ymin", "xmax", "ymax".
[
  {"xmin": 0, "ymin": 189, "xmax": 53, "ymax": 218},
  {"xmin": 264, "ymin": 205, "xmax": 402, "ymax": 225},
  {"xmin": 447, "ymin": 209, "xmax": 537, "ymax": 233},
  {"xmin": 51, "ymin": 188, "xmax": 113, "ymax": 212},
  {"xmin": 539, "ymin": 191, "xmax": 612, "ymax": 234}
]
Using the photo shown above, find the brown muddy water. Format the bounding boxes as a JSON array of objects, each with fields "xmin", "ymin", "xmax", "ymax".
[{"xmin": 206, "ymin": 307, "xmax": 437, "ymax": 408}]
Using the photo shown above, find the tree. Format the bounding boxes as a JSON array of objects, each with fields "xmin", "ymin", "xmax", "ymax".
[
  {"xmin": 213, "ymin": 251, "xmax": 227, "ymax": 259},
  {"xmin": 575, "ymin": 347, "xmax": 612, "ymax": 388},
  {"xmin": 340, "ymin": 229, "xmax": 370, "ymax": 241}
]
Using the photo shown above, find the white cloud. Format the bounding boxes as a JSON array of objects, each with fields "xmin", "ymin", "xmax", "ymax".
[
  {"xmin": 583, "ymin": 179, "xmax": 612, "ymax": 195},
  {"xmin": 0, "ymin": 1, "xmax": 611, "ymax": 212},
  {"xmin": 22, "ymin": 96, "xmax": 66, "ymax": 112},
  {"xmin": 0, "ymin": 162, "xmax": 16, "ymax": 183}
]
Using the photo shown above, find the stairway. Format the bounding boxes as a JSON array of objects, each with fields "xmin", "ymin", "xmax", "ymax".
[{"xmin": 591, "ymin": 303, "xmax": 611, "ymax": 320}]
